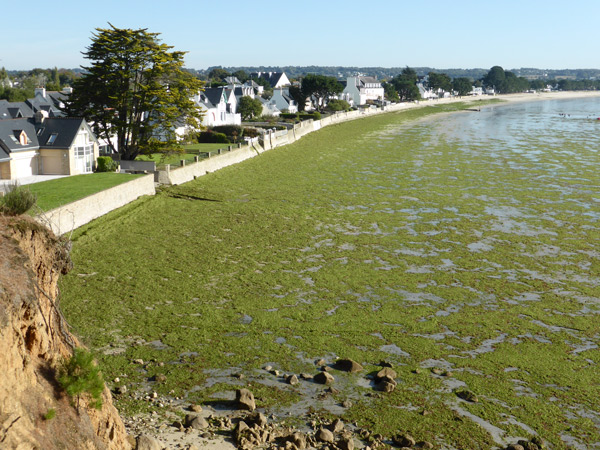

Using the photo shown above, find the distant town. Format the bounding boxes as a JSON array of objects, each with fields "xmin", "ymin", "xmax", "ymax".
[{"xmin": 2, "ymin": 61, "xmax": 600, "ymax": 183}]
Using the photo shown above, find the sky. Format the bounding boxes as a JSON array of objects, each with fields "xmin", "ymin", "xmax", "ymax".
[{"xmin": 3, "ymin": 0, "xmax": 600, "ymax": 71}]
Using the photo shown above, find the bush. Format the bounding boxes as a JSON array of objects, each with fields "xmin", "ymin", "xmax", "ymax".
[
  {"xmin": 298, "ymin": 112, "xmax": 321, "ymax": 121},
  {"xmin": 58, "ymin": 348, "xmax": 104, "ymax": 410},
  {"xmin": 96, "ymin": 156, "xmax": 118, "ymax": 172},
  {"xmin": 243, "ymin": 127, "xmax": 259, "ymax": 138},
  {"xmin": 280, "ymin": 113, "xmax": 299, "ymax": 120},
  {"xmin": 212, "ymin": 125, "xmax": 243, "ymax": 140},
  {"xmin": 0, "ymin": 182, "xmax": 37, "ymax": 216},
  {"xmin": 197, "ymin": 131, "xmax": 230, "ymax": 144},
  {"xmin": 325, "ymin": 99, "xmax": 351, "ymax": 112}
]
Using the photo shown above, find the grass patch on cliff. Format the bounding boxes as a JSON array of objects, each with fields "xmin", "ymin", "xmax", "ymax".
[{"xmin": 59, "ymin": 98, "xmax": 600, "ymax": 448}]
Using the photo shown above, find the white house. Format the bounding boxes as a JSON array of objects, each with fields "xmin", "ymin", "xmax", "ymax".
[
  {"xmin": 342, "ymin": 76, "xmax": 384, "ymax": 105},
  {"xmin": 193, "ymin": 88, "xmax": 241, "ymax": 127}
]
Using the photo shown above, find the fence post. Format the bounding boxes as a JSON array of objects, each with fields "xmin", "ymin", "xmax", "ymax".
[
  {"xmin": 194, "ymin": 156, "xmax": 199, "ymax": 162},
  {"xmin": 180, "ymin": 159, "xmax": 185, "ymax": 167},
  {"xmin": 218, "ymin": 148, "xmax": 222, "ymax": 155},
  {"xmin": 238, "ymin": 143, "xmax": 242, "ymax": 148}
]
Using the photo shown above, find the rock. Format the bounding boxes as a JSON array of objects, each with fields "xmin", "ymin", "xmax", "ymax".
[
  {"xmin": 247, "ymin": 412, "xmax": 268, "ymax": 427},
  {"xmin": 154, "ymin": 373, "xmax": 167, "ymax": 383},
  {"xmin": 133, "ymin": 359, "xmax": 144, "ymax": 365},
  {"xmin": 418, "ymin": 441, "xmax": 434, "ymax": 449},
  {"xmin": 379, "ymin": 360, "xmax": 393, "ymax": 368},
  {"xmin": 342, "ymin": 400, "xmax": 353, "ymax": 408},
  {"xmin": 287, "ymin": 374, "xmax": 299, "ymax": 385},
  {"xmin": 314, "ymin": 371, "xmax": 335, "ymax": 385},
  {"xmin": 531, "ymin": 436, "xmax": 546, "ymax": 449},
  {"xmin": 185, "ymin": 414, "xmax": 209, "ymax": 429},
  {"xmin": 376, "ymin": 367, "xmax": 397, "ymax": 381},
  {"xmin": 189, "ymin": 404, "xmax": 203, "ymax": 413},
  {"xmin": 329, "ymin": 418, "xmax": 345, "ymax": 433},
  {"xmin": 337, "ymin": 436, "xmax": 355, "ymax": 450},
  {"xmin": 236, "ymin": 388, "xmax": 256, "ymax": 411},
  {"xmin": 321, "ymin": 365, "xmax": 332, "ymax": 372},
  {"xmin": 316, "ymin": 428, "xmax": 334, "ymax": 443},
  {"xmin": 455, "ymin": 389, "xmax": 478, "ymax": 403},
  {"xmin": 392, "ymin": 433, "xmax": 415, "ymax": 447},
  {"xmin": 264, "ymin": 365, "xmax": 273, "ymax": 371},
  {"xmin": 188, "ymin": 445, "xmax": 200, "ymax": 450},
  {"xmin": 431, "ymin": 367, "xmax": 444, "ymax": 375},
  {"xmin": 286, "ymin": 431, "xmax": 307, "ymax": 450},
  {"xmin": 315, "ymin": 358, "xmax": 326, "ymax": 366},
  {"xmin": 116, "ymin": 385, "xmax": 128, "ymax": 395},
  {"xmin": 299, "ymin": 373, "xmax": 313, "ymax": 380},
  {"xmin": 172, "ymin": 420, "xmax": 184, "ymax": 431},
  {"xmin": 376, "ymin": 378, "xmax": 397, "ymax": 393},
  {"xmin": 506, "ymin": 445, "xmax": 525, "ymax": 450},
  {"xmin": 334, "ymin": 359, "xmax": 364, "ymax": 373},
  {"xmin": 136, "ymin": 434, "xmax": 162, "ymax": 450},
  {"xmin": 411, "ymin": 368, "xmax": 420, "ymax": 374}
]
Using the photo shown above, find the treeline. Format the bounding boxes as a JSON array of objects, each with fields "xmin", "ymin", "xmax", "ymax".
[
  {"xmin": 0, "ymin": 67, "xmax": 80, "ymax": 101},
  {"xmin": 202, "ymin": 66, "xmax": 600, "ymax": 82}
]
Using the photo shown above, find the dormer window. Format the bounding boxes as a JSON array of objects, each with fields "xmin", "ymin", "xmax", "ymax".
[
  {"xmin": 46, "ymin": 133, "xmax": 58, "ymax": 145},
  {"xmin": 12, "ymin": 130, "xmax": 30, "ymax": 145}
]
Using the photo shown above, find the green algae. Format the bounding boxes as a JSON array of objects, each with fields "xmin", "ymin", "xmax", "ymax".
[{"xmin": 60, "ymin": 100, "xmax": 600, "ymax": 448}]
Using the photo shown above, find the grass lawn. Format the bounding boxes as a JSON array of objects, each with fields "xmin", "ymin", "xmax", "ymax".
[
  {"xmin": 28, "ymin": 173, "xmax": 145, "ymax": 213},
  {"xmin": 58, "ymin": 99, "xmax": 600, "ymax": 448},
  {"xmin": 136, "ymin": 144, "xmax": 236, "ymax": 168}
]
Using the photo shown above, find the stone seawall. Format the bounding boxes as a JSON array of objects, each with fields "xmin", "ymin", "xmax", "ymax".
[{"xmin": 36, "ymin": 173, "xmax": 155, "ymax": 236}]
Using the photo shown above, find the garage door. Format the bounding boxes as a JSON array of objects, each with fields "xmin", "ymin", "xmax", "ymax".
[
  {"xmin": 42, "ymin": 154, "xmax": 64, "ymax": 174},
  {"xmin": 12, "ymin": 156, "xmax": 36, "ymax": 178}
]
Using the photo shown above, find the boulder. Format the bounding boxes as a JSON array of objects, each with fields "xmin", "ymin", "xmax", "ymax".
[
  {"xmin": 334, "ymin": 359, "xmax": 364, "ymax": 373},
  {"xmin": 136, "ymin": 435, "xmax": 163, "ymax": 450},
  {"xmin": 337, "ymin": 436, "xmax": 355, "ymax": 450},
  {"xmin": 376, "ymin": 367, "xmax": 397, "ymax": 381},
  {"xmin": 392, "ymin": 433, "xmax": 415, "ymax": 447},
  {"xmin": 329, "ymin": 418, "xmax": 345, "ymax": 433},
  {"xmin": 316, "ymin": 428, "xmax": 334, "ymax": 443},
  {"xmin": 314, "ymin": 372, "xmax": 335, "ymax": 385},
  {"xmin": 287, "ymin": 374, "xmax": 299, "ymax": 385},
  {"xmin": 236, "ymin": 388, "xmax": 256, "ymax": 411}
]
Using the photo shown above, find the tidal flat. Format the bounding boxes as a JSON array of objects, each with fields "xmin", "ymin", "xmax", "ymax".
[{"xmin": 61, "ymin": 100, "xmax": 600, "ymax": 449}]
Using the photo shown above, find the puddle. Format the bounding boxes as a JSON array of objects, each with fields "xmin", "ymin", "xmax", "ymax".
[{"xmin": 379, "ymin": 344, "xmax": 410, "ymax": 357}]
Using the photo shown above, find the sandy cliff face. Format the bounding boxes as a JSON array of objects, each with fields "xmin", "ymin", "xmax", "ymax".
[{"xmin": 0, "ymin": 216, "xmax": 131, "ymax": 450}]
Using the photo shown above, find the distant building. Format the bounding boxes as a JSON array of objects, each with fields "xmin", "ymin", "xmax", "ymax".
[
  {"xmin": 250, "ymin": 72, "xmax": 291, "ymax": 89},
  {"xmin": 342, "ymin": 76, "xmax": 384, "ymax": 105}
]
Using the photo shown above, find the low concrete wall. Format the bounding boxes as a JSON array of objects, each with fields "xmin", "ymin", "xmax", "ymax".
[
  {"xmin": 119, "ymin": 160, "xmax": 156, "ymax": 172},
  {"xmin": 36, "ymin": 174, "xmax": 155, "ymax": 236},
  {"xmin": 157, "ymin": 143, "xmax": 265, "ymax": 186}
]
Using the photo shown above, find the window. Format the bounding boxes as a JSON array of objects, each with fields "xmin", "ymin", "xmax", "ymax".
[{"xmin": 46, "ymin": 133, "xmax": 58, "ymax": 145}]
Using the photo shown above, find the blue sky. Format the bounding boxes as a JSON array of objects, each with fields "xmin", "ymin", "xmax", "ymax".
[{"xmin": 3, "ymin": 0, "xmax": 599, "ymax": 71}]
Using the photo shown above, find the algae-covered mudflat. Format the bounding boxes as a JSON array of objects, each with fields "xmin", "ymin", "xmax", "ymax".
[{"xmin": 60, "ymin": 100, "xmax": 600, "ymax": 449}]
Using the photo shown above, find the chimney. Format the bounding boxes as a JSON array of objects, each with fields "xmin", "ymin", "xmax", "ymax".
[
  {"xmin": 35, "ymin": 87, "xmax": 46, "ymax": 98},
  {"xmin": 34, "ymin": 110, "xmax": 48, "ymax": 124}
]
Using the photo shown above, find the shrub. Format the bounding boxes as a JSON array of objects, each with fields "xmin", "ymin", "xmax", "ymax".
[
  {"xmin": 325, "ymin": 99, "xmax": 351, "ymax": 112},
  {"xmin": 197, "ymin": 131, "xmax": 230, "ymax": 144},
  {"xmin": 212, "ymin": 125, "xmax": 243, "ymax": 139},
  {"xmin": 58, "ymin": 348, "xmax": 104, "ymax": 410},
  {"xmin": 243, "ymin": 127, "xmax": 259, "ymax": 138},
  {"xmin": 280, "ymin": 113, "xmax": 299, "ymax": 120},
  {"xmin": 298, "ymin": 112, "xmax": 321, "ymax": 121},
  {"xmin": 96, "ymin": 156, "xmax": 118, "ymax": 172},
  {"xmin": 43, "ymin": 408, "xmax": 56, "ymax": 420},
  {"xmin": 0, "ymin": 182, "xmax": 37, "ymax": 216}
]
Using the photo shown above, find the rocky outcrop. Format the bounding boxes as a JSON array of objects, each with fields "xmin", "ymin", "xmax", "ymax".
[{"xmin": 0, "ymin": 216, "xmax": 131, "ymax": 450}]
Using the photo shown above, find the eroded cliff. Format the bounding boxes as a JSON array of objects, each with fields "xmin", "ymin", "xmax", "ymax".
[{"xmin": 0, "ymin": 215, "xmax": 131, "ymax": 450}]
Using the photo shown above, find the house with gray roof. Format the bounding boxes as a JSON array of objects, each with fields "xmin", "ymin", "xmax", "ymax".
[
  {"xmin": 192, "ymin": 88, "xmax": 241, "ymax": 127},
  {"xmin": 250, "ymin": 72, "xmax": 291, "ymax": 89},
  {"xmin": 342, "ymin": 76, "xmax": 384, "ymax": 105},
  {"xmin": 0, "ymin": 113, "xmax": 99, "ymax": 180}
]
